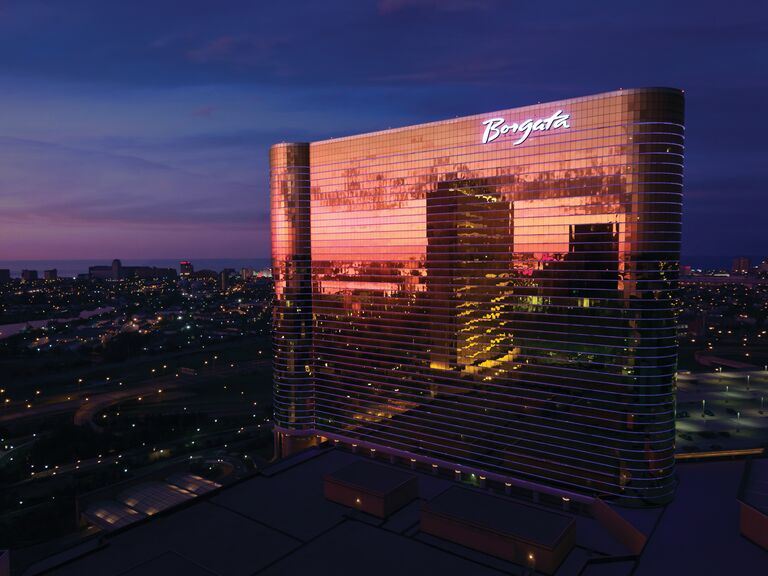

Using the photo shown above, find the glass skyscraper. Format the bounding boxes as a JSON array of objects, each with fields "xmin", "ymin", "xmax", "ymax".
[{"xmin": 271, "ymin": 88, "xmax": 684, "ymax": 504}]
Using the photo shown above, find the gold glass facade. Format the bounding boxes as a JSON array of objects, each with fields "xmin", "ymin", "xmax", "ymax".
[{"xmin": 271, "ymin": 88, "xmax": 684, "ymax": 503}]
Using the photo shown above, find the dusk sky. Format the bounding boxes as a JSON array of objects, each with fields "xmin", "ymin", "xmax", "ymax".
[{"xmin": 0, "ymin": 0, "xmax": 765, "ymax": 265}]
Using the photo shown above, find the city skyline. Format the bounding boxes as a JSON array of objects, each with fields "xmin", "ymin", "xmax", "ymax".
[{"xmin": 0, "ymin": 0, "xmax": 766, "ymax": 261}]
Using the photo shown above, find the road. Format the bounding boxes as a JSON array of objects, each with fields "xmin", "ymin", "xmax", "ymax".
[{"xmin": 0, "ymin": 358, "xmax": 269, "ymax": 428}]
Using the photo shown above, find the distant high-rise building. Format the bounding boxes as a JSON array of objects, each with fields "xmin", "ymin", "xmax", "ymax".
[
  {"xmin": 180, "ymin": 261, "xmax": 194, "ymax": 277},
  {"xmin": 43, "ymin": 268, "xmax": 58, "ymax": 280},
  {"xmin": 219, "ymin": 270, "xmax": 230, "ymax": 291},
  {"xmin": 732, "ymin": 256, "xmax": 751, "ymax": 275},
  {"xmin": 21, "ymin": 269, "xmax": 38, "ymax": 281},
  {"xmin": 90, "ymin": 259, "xmax": 121, "ymax": 280},
  {"xmin": 241, "ymin": 268, "xmax": 255, "ymax": 280},
  {"xmin": 0, "ymin": 269, "xmax": 10, "ymax": 283},
  {"xmin": 271, "ymin": 88, "xmax": 685, "ymax": 505}
]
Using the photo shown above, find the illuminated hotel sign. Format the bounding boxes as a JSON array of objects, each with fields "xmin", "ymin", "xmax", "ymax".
[{"xmin": 481, "ymin": 110, "xmax": 570, "ymax": 145}]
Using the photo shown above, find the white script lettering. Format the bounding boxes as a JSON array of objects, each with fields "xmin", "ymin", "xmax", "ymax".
[{"xmin": 481, "ymin": 110, "xmax": 570, "ymax": 145}]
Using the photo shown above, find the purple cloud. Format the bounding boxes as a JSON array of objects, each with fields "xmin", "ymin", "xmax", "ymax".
[
  {"xmin": 192, "ymin": 105, "xmax": 216, "ymax": 117},
  {"xmin": 185, "ymin": 34, "xmax": 285, "ymax": 68},
  {"xmin": 378, "ymin": 0, "xmax": 495, "ymax": 14}
]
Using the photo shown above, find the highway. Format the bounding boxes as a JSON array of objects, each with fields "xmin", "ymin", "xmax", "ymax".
[{"xmin": 0, "ymin": 358, "xmax": 269, "ymax": 429}]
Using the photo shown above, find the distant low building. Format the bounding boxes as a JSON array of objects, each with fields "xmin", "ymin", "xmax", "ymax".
[
  {"xmin": 21, "ymin": 269, "xmax": 38, "ymax": 281},
  {"xmin": 130, "ymin": 266, "xmax": 177, "ymax": 280},
  {"xmin": 193, "ymin": 269, "xmax": 217, "ymax": 280},
  {"xmin": 89, "ymin": 259, "xmax": 176, "ymax": 281},
  {"xmin": 43, "ymin": 268, "xmax": 58, "ymax": 280},
  {"xmin": 732, "ymin": 256, "xmax": 751, "ymax": 275}
]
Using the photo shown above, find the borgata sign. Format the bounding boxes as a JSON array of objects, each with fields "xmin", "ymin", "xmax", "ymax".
[{"xmin": 481, "ymin": 110, "xmax": 570, "ymax": 145}]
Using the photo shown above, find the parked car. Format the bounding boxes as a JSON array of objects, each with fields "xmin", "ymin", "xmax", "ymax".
[
  {"xmin": 676, "ymin": 410, "xmax": 690, "ymax": 418},
  {"xmin": 704, "ymin": 409, "xmax": 714, "ymax": 417}
]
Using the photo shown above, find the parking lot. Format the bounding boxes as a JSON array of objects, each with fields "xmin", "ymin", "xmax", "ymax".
[{"xmin": 676, "ymin": 369, "xmax": 768, "ymax": 452}]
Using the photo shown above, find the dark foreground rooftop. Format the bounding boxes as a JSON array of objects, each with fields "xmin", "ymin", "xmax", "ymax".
[
  {"xmin": 739, "ymin": 458, "xmax": 768, "ymax": 515},
  {"xmin": 326, "ymin": 460, "xmax": 416, "ymax": 495},
  {"xmin": 19, "ymin": 449, "xmax": 768, "ymax": 576},
  {"xmin": 427, "ymin": 485, "xmax": 573, "ymax": 547}
]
